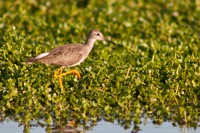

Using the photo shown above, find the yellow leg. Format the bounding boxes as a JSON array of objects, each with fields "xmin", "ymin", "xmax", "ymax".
[
  {"xmin": 59, "ymin": 70, "xmax": 81, "ymax": 79},
  {"xmin": 54, "ymin": 67, "xmax": 64, "ymax": 89},
  {"xmin": 58, "ymin": 68, "xmax": 63, "ymax": 89},
  {"xmin": 54, "ymin": 67, "xmax": 81, "ymax": 89},
  {"xmin": 54, "ymin": 67, "xmax": 62, "ymax": 78}
]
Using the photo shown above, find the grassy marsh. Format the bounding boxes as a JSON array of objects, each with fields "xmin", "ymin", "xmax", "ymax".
[{"xmin": 0, "ymin": 0, "xmax": 200, "ymax": 132}]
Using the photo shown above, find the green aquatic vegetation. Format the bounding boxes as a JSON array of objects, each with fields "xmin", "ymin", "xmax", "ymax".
[{"xmin": 0, "ymin": 0, "xmax": 200, "ymax": 131}]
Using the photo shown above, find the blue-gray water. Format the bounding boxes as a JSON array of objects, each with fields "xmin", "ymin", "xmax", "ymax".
[{"xmin": 0, "ymin": 119, "xmax": 199, "ymax": 133}]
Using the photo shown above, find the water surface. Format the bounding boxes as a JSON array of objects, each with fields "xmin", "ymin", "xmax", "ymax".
[{"xmin": 0, "ymin": 119, "xmax": 199, "ymax": 133}]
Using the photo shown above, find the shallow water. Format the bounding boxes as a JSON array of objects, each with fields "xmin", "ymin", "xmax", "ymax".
[
  {"xmin": 87, "ymin": 120, "xmax": 199, "ymax": 133},
  {"xmin": 0, "ymin": 119, "xmax": 199, "ymax": 133}
]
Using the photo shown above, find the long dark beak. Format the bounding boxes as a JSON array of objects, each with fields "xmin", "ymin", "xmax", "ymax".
[{"xmin": 105, "ymin": 38, "xmax": 116, "ymax": 44}]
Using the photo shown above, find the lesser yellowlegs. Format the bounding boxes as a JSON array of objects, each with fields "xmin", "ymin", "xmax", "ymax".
[{"xmin": 27, "ymin": 30, "xmax": 115, "ymax": 89}]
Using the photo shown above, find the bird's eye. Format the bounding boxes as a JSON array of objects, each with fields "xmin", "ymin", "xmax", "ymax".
[{"xmin": 96, "ymin": 33, "xmax": 100, "ymax": 36}]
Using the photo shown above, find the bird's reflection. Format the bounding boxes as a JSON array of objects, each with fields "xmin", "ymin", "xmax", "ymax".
[{"xmin": 51, "ymin": 121, "xmax": 85, "ymax": 133}]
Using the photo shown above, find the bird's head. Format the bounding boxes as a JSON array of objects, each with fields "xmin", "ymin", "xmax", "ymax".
[
  {"xmin": 86, "ymin": 30, "xmax": 116, "ymax": 45},
  {"xmin": 89, "ymin": 30, "xmax": 105, "ymax": 41}
]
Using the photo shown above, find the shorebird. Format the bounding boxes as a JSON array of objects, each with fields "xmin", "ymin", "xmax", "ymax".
[{"xmin": 27, "ymin": 30, "xmax": 115, "ymax": 89}]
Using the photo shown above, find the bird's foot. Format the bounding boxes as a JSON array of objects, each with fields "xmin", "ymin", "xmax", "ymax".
[
  {"xmin": 59, "ymin": 70, "xmax": 81, "ymax": 79},
  {"xmin": 54, "ymin": 68, "xmax": 81, "ymax": 89}
]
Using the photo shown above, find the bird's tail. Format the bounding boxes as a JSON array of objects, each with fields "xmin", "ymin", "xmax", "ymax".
[{"xmin": 26, "ymin": 57, "xmax": 37, "ymax": 64}]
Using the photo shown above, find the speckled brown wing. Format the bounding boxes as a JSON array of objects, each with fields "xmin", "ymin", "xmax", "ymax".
[{"xmin": 35, "ymin": 44, "xmax": 85, "ymax": 67}]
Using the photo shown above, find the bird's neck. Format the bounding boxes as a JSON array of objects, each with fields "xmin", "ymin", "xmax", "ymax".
[
  {"xmin": 85, "ymin": 38, "xmax": 96, "ymax": 53},
  {"xmin": 83, "ymin": 37, "xmax": 96, "ymax": 57},
  {"xmin": 85, "ymin": 37, "xmax": 96, "ymax": 46}
]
